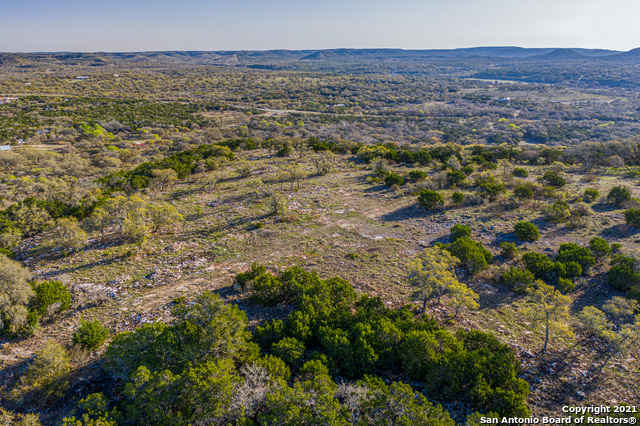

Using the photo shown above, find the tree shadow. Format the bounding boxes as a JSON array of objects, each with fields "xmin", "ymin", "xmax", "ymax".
[
  {"xmin": 379, "ymin": 205, "xmax": 438, "ymax": 222},
  {"xmin": 599, "ymin": 223, "xmax": 638, "ymax": 239},
  {"xmin": 35, "ymin": 255, "xmax": 124, "ymax": 280},
  {"xmin": 363, "ymin": 184, "xmax": 388, "ymax": 194}
]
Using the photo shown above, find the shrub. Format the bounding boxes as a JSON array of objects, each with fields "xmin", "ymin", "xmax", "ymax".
[
  {"xmin": 447, "ymin": 170, "xmax": 466, "ymax": 187},
  {"xmin": 235, "ymin": 263, "xmax": 267, "ymax": 290},
  {"xmin": 408, "ymin": 170, "xmax": 428, "ymax": 182},
  {"xmin": 522, "ymin": 252, "xmax": 556, "ymax": 281},
  {"xmin": 445, "ymin": 236, "xmax": 492, "ymax": 274},
  {"xmin": 503, "ymin": 267, "xmax": 534, "ymax": 293},
  {"xmin": 583, "ymin": 188, "xmax": 599, "ymax": 203},
  {"xmin": 33, "ymin": 281, "xmax": 72, "ymax": 317},
  {"xmin": 17, "ymin": 342, "xmax": 70, "ymax": 400},
  {"xmin": 384, "ymin": 172, "xmax": 405, "ymax": 187},
  {"xmin": 271, "ymin": 337, "xmax": 305, "ymax": 368},
  {"xmin": 556, "ymin": 278, "xmax": 576, "ymax": 293},
  {"xmin": 257, "ymin": 354, "xmax": 291, "ymax": 381},
  {"xmin": 608, "ymin": 255, "xmax": 640, "ymax": 292},
  {"xmin": 0, "ymin": 254, "xmax": 34, "ymax": 334},
  {"xmin": 500, "ymin": 242, "xmax": 520, "ymax": 258},
  {"xmin": 556, "ymin": 243, "xmax": 595, "ymax": 271},
  {"xmin": 624, "ymin": 208, "xmax": 640, "ymax": 228},
  {"xmin": 73, "ymin": 319, "xmax": 109, "ymax": 350},
  {"xmin": 513, "ymin": 184, "xmax": 534, "ymax": 201},
  {"xmin": 462, "ymin": 165, "xmax": 474, "ymax": 175},
  {"xmin": 450, "ymin": 224, "xmax": 472, "ymax": 241},
  {"xmin": 589, "ymin": 237, "xmax": 611, "ymax": 260},
  {"xmin": 451, "ymin": 191, "xmax": 465, "ymax": 204},
  {"xmin": 607, "ymin": 186, "xmax": 631, "ymax": 206},
  {"xmin": 512, "ymin": 168, "xmax": 529, "ymax": 178},
  {"xmin": 544, "ymin": 199, "xmax": 571, "ymax": 222},
  {"xmin": 513, "ymin": 222, "xmax": 540, "ymax": 242},
  {"xmin": 542, "ymin": 170, "xmax": 566, "ymax": 188},
  {"xmin": 417, "ymin": 189, "xmax": 444, "ymax": 210}
]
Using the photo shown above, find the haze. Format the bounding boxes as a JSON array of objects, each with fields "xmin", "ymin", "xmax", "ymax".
[{"xmin": 4, "ymin": 0, "xmax": 640, "ymax": 52}]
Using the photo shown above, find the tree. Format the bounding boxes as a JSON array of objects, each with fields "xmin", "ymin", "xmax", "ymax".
[
  {"xmin": 579, "ymin": 299, "xmax": 640, "ymax": 367},
  {"xmin": 0, "ymin": 219, "xmax": 22, "ymax": 250},
  {"xmin": 624, "ymin": 208, "xmax": 640, "ymax": 228},
  {"xmin": 150, "ymin": 168, "xmax": 177, "ymax": 192},
  {"xmin": 542, "ymin": 170, "xmax": 566, "ymax": 188},
  {"xmin": 9, "ymin": 204, "xmax": 52, "ymax": 237},
  {"xmin": 14, "ymin": 341, "xmax": 70, "ymax": 401},
  {"xmin": 408, "ymin": 246, "xmax": 460, "ymax": 311},
  {"xmin": 607, "ymin": 186, "xmax": 631, "ymax": 206},
  {"xmin": 73, "ymin": 318, "xmax": 109, "ymax": 350},
  {"xmin": 33, "ymin": 280, "xmax": 72, "ymax": 317},
  {"xmin": 417, "ymin": 189, "xmax": 444, "ymax": 210},
  {"xmin": 0, "ymin": 254, "xmax": 34, "ymax": 333},
  {"xmin": 444, "ymin": 236, "xmax": 492, "ymax": 274},
  {"xmin": 513, "ymin": 221, "xmax": 539, "ymax": 242},
  {"xmin": 523, "ymin": 281, "xmax": 573, "ymax": 353},
  {"xmin": 447, "ymin": 281, "xmax": 479, "ymax": 319},
  {"xmin": 147, "ymin": 202, "xmax": 184, "ymax": 233},
  {"xmin": 41, "ymin": 217, "xmax": 87, "ymax": 255}
]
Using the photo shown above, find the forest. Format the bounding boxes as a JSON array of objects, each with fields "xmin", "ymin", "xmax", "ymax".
[{"xmin": 0, "ymin": 50, "xmax": 639, "ymax": 425}]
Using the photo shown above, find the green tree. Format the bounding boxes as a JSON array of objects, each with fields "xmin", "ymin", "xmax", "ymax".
[
  {"xmin": 523, "ymin": 281, "xmax": 573, "ymax": 353},
  {"xmin": 447, "ymin": 281, "xmax": 479, "ymax": 319},
  {"xmin": 589, "ymin": 237, "xmax": 611, "ymax": 261},
  {"xmin": 147, "ymin": 202, "xmax": 184, "ymax": 233},
  {"xmin": 607, "ymin": 186, "xmax": 631, "ymax": 206},
  {"xmin": 417, "ymin": 189, "xmax": 444, "ymax": 210},
  {"xmin": 73, "ymin": 318, "xmax": 109, "ymax": 350},
  {"xmin": 408, "ymin": 246, "xmax": 460, "ymax": 310},
  {"xmin": 514, "ymin": 221, "xmax": 540, "ymax": 242},
  {"xmin": 0, "ymin": 254, "xmax": 34, "ymax": 333},
  {"xmin": 41, "ymin": 217, "xmax": 87, "ymax": 255},
  {"xmin": 14, "ymin": 341, "xmax": 70, "ymax": 400},
  {"xmin": 33, "ymin": 280, "xmax": 72, "ymax": 317}
]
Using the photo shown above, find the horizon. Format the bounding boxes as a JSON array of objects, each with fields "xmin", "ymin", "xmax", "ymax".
[
  {"xmin": 1, "ymin": 45, "xmax": 633, "ymax": 55},
  {"xmin": 4, "ymin": 0, "xmax": 640, "ymax": 52}
]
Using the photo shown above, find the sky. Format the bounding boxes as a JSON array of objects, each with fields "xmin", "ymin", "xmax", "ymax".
[{"xmin": 4, "ymin": 0, "xmax": 640, "ymax": 52}]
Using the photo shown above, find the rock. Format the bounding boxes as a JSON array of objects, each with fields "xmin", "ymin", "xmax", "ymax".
[{"xmin": 576, "ymin": 391, "xmax": 586, "ymax": 399}]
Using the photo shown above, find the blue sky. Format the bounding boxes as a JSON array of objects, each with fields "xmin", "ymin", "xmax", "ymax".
[{"xmin": 4, "ymin": 0, "xmax": 640, "ymax": 52}]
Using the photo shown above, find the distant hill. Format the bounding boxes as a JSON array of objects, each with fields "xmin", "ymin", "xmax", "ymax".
[{"xmin": 528, "ymin": 48, "xmax": 589, "ymax": 61}]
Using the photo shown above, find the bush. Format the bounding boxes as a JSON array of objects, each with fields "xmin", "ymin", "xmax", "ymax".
[
  {"xmin": 33, "ymin": 281, "xmax": 72, "ymax": 317},
  {"xmin": 512, "ymin": 168, "xmax": 528, "ymax": 178},
  {"xmin": 502, "ymin": 267, "xmax": 534, "ymax": 293},
  {"xmin": 608, "ymin": 255, "xmax": 640, "ymax": 292},
  {"xmin": 451, "ymin": 191, "xmax": 465, "ymax": 204},
  {"xmin": 500, "ymin": 242, "xmax": 520, "ymax": 259},
  {"xmin": 384, "ymin": 172, "xmax": 405, "ymax": 187},
  {"xmin": 513, "ymin": 221, "xmax": 540, "ymax": 242},
  {"xmin": 583, "ymin": 188, "xmax": 599, "ymax": 203},
  {"xmin": 417, "ymin": 189, "xmax": 444, "ymax": 210},
  {"xmin": 271, "ymin": 337, "xmax": 305, "ymax": 368},
  {"xmin": 408, "ymin": 170, "xmax": 428, "ymax": 182},
  {"xmin": 522, "ymin": 252, "xmax": 556, "ymax": 281},
  {"xmin": 73, "ymin": 319, "xmax": 109, "ymax": 350},
  {"xmin": 589, "ymin": 237, "xmax": 611, "ymax": 260},
  {"xmin": 556, "ymin": 243, "xmax": 595, "ymax": 271},
  {"xmin": 556, "ymin": 278, "xmax": 576, "ymax": 293},
  {"xmin": 447, "ymin": 170, "xmax": 466, "ymax": 187},
  {"xmin": 513, "ymin": 184, "xmax": 534, "ymax": 201},
  {"xmin": 624, "ymin": 208, "xmax": 640, "ymax": 228},
  {"xmin": 545, "ymin": 199, "xmax": 571, "ymax": 222},
  {"xmin": 445, "ymin": 236, "xmax": 492, "ymax": 274},
  {"xmin": 542, "ymin": 170, "xmax": 566, "ymax": 188},
  {"xmin": 450, "ymin": 224, "xmax": 472, "ymax": 241},
  {"xmin": 16, "ymin": 341, "xmax": 70, "ymax": 400},
  {"xmin": 607, "ymin": 186, "xmax": 631, "ymax": 206}
]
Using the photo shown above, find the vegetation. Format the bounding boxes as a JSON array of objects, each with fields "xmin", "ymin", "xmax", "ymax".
[
  {"xmin": 1, "ymin": 50, "xmax": 639, "ymax": 423},
  {"xmin": 513, "ymin": 221, "xmax": 540, "ymax": 242}
]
